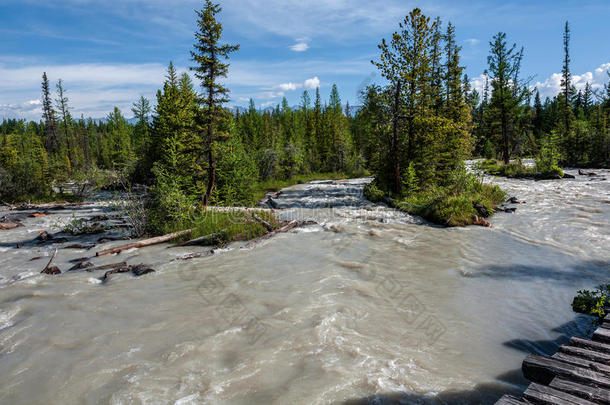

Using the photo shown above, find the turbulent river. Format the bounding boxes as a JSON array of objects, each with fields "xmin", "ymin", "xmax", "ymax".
[{"xmin": 1, "ymin": 167, "xmax": 609, "ymax": 404}]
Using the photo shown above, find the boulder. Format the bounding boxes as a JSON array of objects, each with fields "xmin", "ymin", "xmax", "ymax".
[
  {"xmin": 131, "ymin": 265, "xmax": 155, "ymax": 277},
  {"xmin": 563, "ymin": 173, "xmax": 576, "ymax": 179},
  {"xmin": 0, "ymin": 221, "xmax": 22, "ymax": 230},
  {"xmin": 507, "ymin": 197, "xmax": 526, "ymax": 204}
]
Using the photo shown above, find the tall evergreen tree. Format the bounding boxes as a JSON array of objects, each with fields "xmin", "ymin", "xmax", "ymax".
[
  {"xmin": 486, "ymin": 32, "xmax": 521, "ymax": 164},
  {"xmin": 190, "ymin": 0, "xmax": 239, "ymax": 206},
  {"xmin": 41, "ymin": 72, "xmax": 59, "ymax": 154},
  {"xmin": 56, "ymin": 79, "xmax": 74, "ymax": 170},
  {"xmin": 561, "ymin": 21, "xmax": 574, "ymax": 135}
]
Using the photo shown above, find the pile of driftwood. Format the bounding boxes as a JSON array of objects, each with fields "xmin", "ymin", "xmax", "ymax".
[{"xmin": 34, "ymin": 212, "xmax": 317, "ymax": 281}]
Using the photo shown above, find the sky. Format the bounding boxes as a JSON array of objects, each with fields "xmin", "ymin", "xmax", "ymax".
[{"xmin": 0, "ymin": 0, "xmax": 609, "ymax": 121}]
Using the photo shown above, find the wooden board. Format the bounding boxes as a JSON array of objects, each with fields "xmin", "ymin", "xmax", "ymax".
[
  {"xmin": 568, "ymin": 337, "xmax": 610, "ymax": 355},
  {"xmin": 524, "ymin": 382, "xmax": 597, "ymax": 405},
  {"xmin": 495, "ymin": 394, "xmax": 529, "ymax": 405},
  {"xmin": 550, "ymin": 377, "xmax": 610, "ymax": 404},
  {"xmin": 552, "ymin": 352, "xmax": 610, "ymax": 375},
  {"xmin": 594, "ymin": 328, "xmax": 610, "ymax": 345},
  {"xmin": 559, "ymin": 345, "xmax": 610, "ymax": 365},
  {"xmin": 522, "ymin": 354, "xmax": 610, "ymax": 388}
]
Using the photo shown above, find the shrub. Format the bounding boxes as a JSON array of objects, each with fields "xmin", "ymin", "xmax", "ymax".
[
  {"xmin": 363, "ymin": 181, "xmax": 385, "ymax": 203},
  {"xmin": 572, "ymin": 285, "xmax": 610, "ymax": 319}
]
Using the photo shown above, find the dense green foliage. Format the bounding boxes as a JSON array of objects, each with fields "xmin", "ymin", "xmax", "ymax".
[{"xmin": 572, "ymin": 284, "xmax": 610, "ymax": 320}]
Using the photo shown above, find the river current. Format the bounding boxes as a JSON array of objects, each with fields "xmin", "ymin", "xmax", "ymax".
[{"xmin": 0, "ymin": 167, "xmax": 609, "ymax": 404}]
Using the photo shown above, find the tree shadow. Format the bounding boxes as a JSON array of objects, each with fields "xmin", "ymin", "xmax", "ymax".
[
  {"xmin": 469, "ymin": 260, "xmax": 610, "ymax": 284},
  {"xmin": 502, "ymin": 315, "xmax": 593, "ymax": 357},
  {"xmin": 340, "ymin": 369, "xmax": 525, "ymax": 405}
]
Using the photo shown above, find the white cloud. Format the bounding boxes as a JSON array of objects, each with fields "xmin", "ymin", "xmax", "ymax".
[
  {"xmin": 261, "ymin": 101, "xmax": 276, "ymax": 108},
  {"xmin": 304, "ymin": 76, "xmax": 321, "ymax": 90},
  {"xmin": 464, "ymin": 38, "xmax": 480, "ymax": 46},
  {"xmin": 277, "ymin": 82, "xmax": 300, "ymax": 91},
  {"xmin": 469, "ymin": 63, "xmax": 610, "ymax": 101},
  {"xmin": 290, "ymin": 41, "xmax": 309, "ymax": 52},
  {"xmin": 534, "ymin": 62, "xmax": 610, "ymax": 99}
]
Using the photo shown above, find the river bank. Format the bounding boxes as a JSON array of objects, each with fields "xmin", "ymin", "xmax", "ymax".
[{"xmin": 0, "ymin": 169, "xmax": 609, "ymax": 404}]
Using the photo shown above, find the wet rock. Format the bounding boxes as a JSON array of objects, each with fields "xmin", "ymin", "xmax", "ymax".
[
  {"xmin": 579, "ymin": 169, "xmax": 597, "ymax": 176},
  {"xmin": 50, "ymin": 237, "xmax": 70, "ymax": 244},
  {"xmin": 266, "ymin": 197, "xmax": 279, "ymax": 209},
  {"xmin": 131, "ymin": 265, "xmax": 155, "ymax": 277},
  {"xmin": 15, "ymin": 243, "xmax": 23, "ymax": 249},
  {"xmin": 36, "ymin": 231, "xmax": 54, "ymax": 243},
  {"xmin": 41, "ymin": 266, "xmax": 61, "ymax": 275},
  {"xmin": 507, "ymin": 197, "xmax": 526, "ymax": 204},
  {"xmin": 494, "ymin": 206, "xmax": 517, "ymax": 213},
  {"xmin": 0, "ymin": 221, "xmax": 22, "ymax": 230},
  {"xmin": 563, "ymin": 173, "xmax": 576, "ymax": 179},
  {"xmin": 473, "ymin": 203, "xmax": 490, "ymax": 218},
  {"xmin": 472, "ymin": 215, "xmax": 493, "ymax": 228},
  {"xmin": 28, "ymin": 212, "xmax": 49, "ymax": 218}
]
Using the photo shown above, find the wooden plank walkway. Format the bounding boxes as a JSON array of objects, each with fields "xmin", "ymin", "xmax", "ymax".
[{"xmin": 496, "ymin": 314, "xmax": 610, "ymax": 405}]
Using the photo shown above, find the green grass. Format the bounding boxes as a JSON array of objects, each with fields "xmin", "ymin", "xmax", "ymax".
[
  {"xmin": 252, "ymin": 170, "xmax": 369, "ymax": 203},
  {"xmin": 364, "ymin": 174, "xmax": 505, "ymax": 227},
  {"xmin": 153, "ymin": 209, "xmax": 282, "ymax": 245}
]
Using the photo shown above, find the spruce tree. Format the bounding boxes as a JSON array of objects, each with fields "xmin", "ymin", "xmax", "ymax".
[
  {"xmin": 487, "ymin": 32, "xmax": 520, "ymax": 164},
  {"xmin": 41, "ymin": 72, "xmax": 59, "ymax": 154},
  {"xmin": 56, "ymin": 79, "xmax": 74, "ymax": 170},
  {"xmin": 190, "ymin": 0, "xmax": 239, "ymax": 206},
  {"xmin": 561, "ymin": 21, "xmax": 574, "ymax": 134}
]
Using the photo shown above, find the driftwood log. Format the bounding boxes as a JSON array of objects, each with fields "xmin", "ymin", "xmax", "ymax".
[
  {"xmin": 252, "ymin": 214, "xmax": 273, "ymax": 232},
  {"xmin": 85, "ymin": 262, "xmax": 127, "ymax": 272},
  {"xmin": 96, "ymin": 229, "xmax": 192, "ymax": 256},
  {"xmin": 244, "ymin": 220, "xmax": 300, "ymax": 249},
  {"xmin": 172, "ymin": 230, "xmax": 226, "ymax": 248},
  {"xmin": 41, "ymin": 249, "xmax": 61, "ymax": 275}
]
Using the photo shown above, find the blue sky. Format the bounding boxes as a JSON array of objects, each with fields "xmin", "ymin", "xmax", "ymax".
[{"xmin": 1, "ymin": 0, "xmax": 609, "ymax": 120}]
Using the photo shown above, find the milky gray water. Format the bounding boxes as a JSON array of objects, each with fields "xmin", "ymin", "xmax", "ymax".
[{"xmin": 0, "ymin": 168, "xmax": 609, "ymax": 404}]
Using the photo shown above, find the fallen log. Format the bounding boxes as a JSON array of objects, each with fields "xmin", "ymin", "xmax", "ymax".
[
  {"xmin": 96, "ymin": 229, "xmax": 192, "ymax": 256},
  {"xmin": 69, "ymin": 257, "xmax": 90, "ymax": 264},
  {"xmin": 100, "ymin": 264, "xmax": 155, "ymax": 282},
  {"xmin": 252, "ymin": 213, "xmax": 273, "ymax": 232},
  {"xmin": 98, "ymin": 236, "xmax": 126, "ymax": 243},
  {"xmin": 68, "ymin": 261, "xmax": 94, "ymax": 271},
  {"xmin": 41, "ymin": 249, "xmax": 61, "ymax": 275},
  {"xmin": 174, "ymin": 251, "xmax": 215, "ymax": 261},
  {"xmin": 243, "ymin": 220, "xmax": 300, "ymax": 249},
  {"xmin": 173, "ymin": 230, "xmax": 227, "ymax": 248},
  {"xmin": 86, "ymin": 262, "xmax": 127, "ymax": 272},
  {"xmin": 65, "ymin": 243, "xmax": 96, "ymax": 250}
]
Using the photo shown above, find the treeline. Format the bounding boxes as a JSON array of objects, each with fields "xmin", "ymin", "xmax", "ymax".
[
  {"xmin": 468, "ymin": 23, "xmax": 610, "ymax": 169},
  {"xmin": 1, "ymin": 2, "xmax": 609, "ymax": 228}
]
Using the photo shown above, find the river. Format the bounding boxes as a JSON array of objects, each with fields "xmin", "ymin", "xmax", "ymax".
[{"xmin": 0, "ymin": 168, "xmax": 609, "ymax": 404}]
